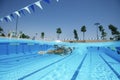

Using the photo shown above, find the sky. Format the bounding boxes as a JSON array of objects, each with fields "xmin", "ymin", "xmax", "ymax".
[{"xmin": 0, "ymin": 0, "xmax": 120, "ymax": 40}]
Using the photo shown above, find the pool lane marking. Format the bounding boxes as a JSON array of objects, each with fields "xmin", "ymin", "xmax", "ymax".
[
  {"xmin": 104, "ymin": 52, "xmax": 120, "ymax": 63},
  {"xmin": 18, "ymin": 54, "xmax": 72, "ymax": 80},
  {"xmin": 38, "ymin": 69, "xmax": 54, "ymax": 80},
  {"xmin": 0, "ymin": 54, "xmax": 37, "ymax": 62},
  {"xmin": 100, "ymin": 54, "xmax": 120, "ymax": 80},
  {"xmin": 71, "ymin": 53, "xmax": 87, "ymax": 80}
]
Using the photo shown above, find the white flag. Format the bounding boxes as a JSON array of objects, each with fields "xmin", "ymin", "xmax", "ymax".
[
  {"xmin": 35, "ymin": 1, "xmax": 43, "ymax": 10},
  {"xmin": 23, "ymin": 6, "xmax": 31, "ymax": 14},
  {"xmin": 6, "ymin": 15, "xmax": 12, "ymax": 21},
  {"xmin": 56, "ymin": 0, "xmax": 59, "ymax": 2},
  {"xmin": 15, "ymin": 11, "xmax": 21, "ymax": 17}
]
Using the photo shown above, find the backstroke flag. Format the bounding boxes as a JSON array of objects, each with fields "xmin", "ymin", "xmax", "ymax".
[
  {"xmin": 30, "ymin": 5, "xmax": 35, "ymax": 12},
  {"xmin": 14, "ymin": 11, "xmax": 21, "ymax": 17},
  {"xmin": 23, "ymin": 6, "xmax": 31, "ymax": 14},
  {"xmin": 35, "ymin": 1, "xmax": 43, "ymax": 10},
  {"xmin": 6, "ymin": 15, "xmax": 12, "ymax": 21},
  {"xmin": 0, "ymin": 0, "xmax": 59, "ymax": 22},
  {"xmin": 56, "ymin": 0, "xmax": 59, "ymax": 2}
]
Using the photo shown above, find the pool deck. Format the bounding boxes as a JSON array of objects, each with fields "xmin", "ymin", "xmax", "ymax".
[{"xmin": 63, "ymin": 40, "xmax": 114, "ymax": 43}]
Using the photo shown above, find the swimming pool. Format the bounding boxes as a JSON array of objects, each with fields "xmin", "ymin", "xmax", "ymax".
[{"xmin": 0, "ymin": 38, "xmax": 120, "ymax": 80}]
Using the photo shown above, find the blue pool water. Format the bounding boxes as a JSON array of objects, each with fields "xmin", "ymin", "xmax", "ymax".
[{"xmin": 0, "ymin": 38, "xmax": 120, "ymax": 80}]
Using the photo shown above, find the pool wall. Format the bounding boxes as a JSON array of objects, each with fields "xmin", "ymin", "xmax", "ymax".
[{"xmin": 0, "ymin": 40, "xmax": 53, "ymax": 55}]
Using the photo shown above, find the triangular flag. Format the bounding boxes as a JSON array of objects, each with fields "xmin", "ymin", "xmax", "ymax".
[
  {"xmin": 35, "ymin": 1, "xmax": 43, "ymax": 9},
  {"xmin": 18, "ymin": 10, "xmax": 22, "ymax": 15},
  {"xmin": 4, "ymin": 17, "xmax": 9, "ymax": 22},
  {"xmin": 20, "ymin": 10, "xmax": 25, "ymax": 15},
  {"xmin": 43, "ymin": 0, "xmax": 50, "ymax": 3},
  {"xmin": 10, "ymin": 14, "xmax": 15, "ymax": 19},
  {"xmin": 30, "ymin": 5, "xmax": 35, "ymax": 12},
  {"xmin": 56, "ymin": 0, "xmax": 59, "ymax": 2},
  {"xmin": 6, "ymin": 15, "xmax": 12, "ymax": 21},
  {"xmin": 23, "ymin": 6, "xmax": 31, "ymax": 14},
  {"xmin": 15, "ymin": 11, "xmax": 21, "ymax": 17}
]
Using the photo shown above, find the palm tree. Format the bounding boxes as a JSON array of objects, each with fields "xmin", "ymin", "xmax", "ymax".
[
  {"xmin": 101, "ymin": 30, "xmax": 107, "ymax": 40},
  {"xmin": 108, "ymin": 24, "xmax": 117, "ymax": 35},
  {"xmin": 56, "ymin": 28, "xmax": 62, "ymax": 40},
  {"xmin": 73, "ymin": 29, "xmax": 79, "ymax": 41},
  {"xmin": 81, "ymin": 25, "xmax": 86, "ymax": 40},
  {"xmin": 98, "ymin": 25, "xmax": 107, "ymax": 40},
  {"xmin": 98, "ymin": 25, "xmax": 103, "ymax": 39},
  {"xmin": 41, "ymin": 32, "xmax": 45, "ymax": 39},
  {"xmin": 94, "ymin": 23, "xmax": 100, "ymax": 40},
  {"xmin": 108, "ymin": 24, "xmax": 120, "ymax": 40},
  {"xmin": 98, "ymin": 25, "xmax": 103, "ymax": 32}
]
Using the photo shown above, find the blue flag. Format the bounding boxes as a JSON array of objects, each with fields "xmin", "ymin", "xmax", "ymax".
[
  {"xmin": 21, "ymin": 10, "xmax": 25, "ymax": 15},
  {"xmin": 18, "ymin": 10, "xmax": 25, "ymax": 16},
  {"xmin": 4, "ymin": 17, "xmax": 9, "ymax": 22},
  {"xmin": 30, "ymin": 5, "xmax": 35, "ymax": 12},
  {"xmin": 10, "ymin": 14, "xmax": 15, "ymax": 19},
  {"xmin": 18, "ymin": 11, "xmax": 22, "ymax": 15}
]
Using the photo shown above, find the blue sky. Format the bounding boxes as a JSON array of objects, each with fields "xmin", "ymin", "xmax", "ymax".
[{"xmin": 0, "ymin": 0, "xmax": 120, "ymax": 40}]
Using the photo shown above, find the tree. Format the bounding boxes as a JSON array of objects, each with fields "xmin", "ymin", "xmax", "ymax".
[
  {"xmin": 41, "ymin": 32, "xmax": 45, "ymax": 39},
  {"xmin": 73, "ymin": 29, "xmax": 79, "ymax": 41},
  {"xmin": 0, "ymin": 27, "xmax": 3, "ymax": 33},
  {"xmin": 98, "ymin": 25, "xmax": 107, "ymax": 40},
  {"xmin": 20, "ymin": 33, "xmax": 30, "ymax": 39},
  {"xmin": 99, "ymin": 25, "xmax": 103, "ymax": 32},
  {"xmin": 108, "ymin": 24, "xmax": 120, "ymax": 40},
  {"xmin": 0, "ymin": 27, "xmax": 5, "ymax": 37},
  {"xmin": 56, "ymin": 28, "xmax": 62, "ymax": 40},
  {"xmin": 101, "ymin": 30, "xmax": 107, "ymax": 40},
  {"xmin": 108, "ymin": 24, "xmax": 117, "ymax": 35},
  {"xmin": 94, "ymin": 23, "xmax": 100, "ymax": 40},
  {"xmin": 1, "ymin": 33, "xmax": 5, "ymax": 37},
  {"xmin": 81, "ymin": 25, "xmax": 86, "ymax": 40}
]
